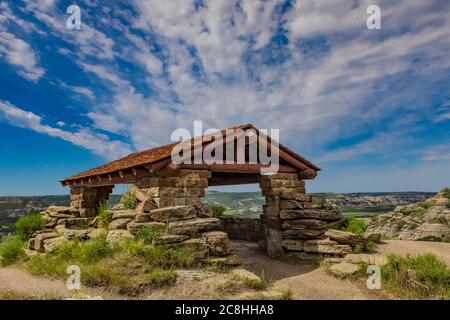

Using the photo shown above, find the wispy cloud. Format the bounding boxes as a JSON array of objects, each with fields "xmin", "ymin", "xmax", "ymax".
[{"xmin": 0, "ymin": 100, "xmax": 131, "ymax": 160}]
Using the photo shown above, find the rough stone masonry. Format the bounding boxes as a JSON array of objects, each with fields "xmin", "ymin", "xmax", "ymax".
[{"xmin": 29, "ymin": 169, "xmax": 362, "ymax": 258}]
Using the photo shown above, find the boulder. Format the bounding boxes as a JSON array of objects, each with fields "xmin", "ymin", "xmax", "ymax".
[
  {"xmin": 281, "ymin": 239, "xmax": 304, "ymax": 251},
  {"xmin": 111, "ymin": 203, "xmax": 124, "ymax": 210},
  {"xmin": 231, "ymin": 268, "xmax": 261, "ymax": 282},
  {"xmin": 279, "ymin": 209, "xmax": 343, "ymax": 221},
  {"xmin": 153, "ymin": 234, "xmax": 189, "ymax": 245},
  {"xmin": 203, "ymin": 231, "xmax": 230, "ymax": 256},
  {"xmin": 329, "ymin": 262, "xmax": 359, "ymax": 277},
  {"xmin": 127, "ymin": 221, "xmax": 165, "ymax": 235},
  {"xmin": 135, "ymin": 198, "xmax": 157, "ymax": 213},
  {"xmin": 112, "ymin": 210, "xmax": 136, "ymax": 220},
  {"xmin": 303, "ymin": 238, "xmax": 352, "ymax": 255},
  {"xmin": 135, "ymin": 213, "xmax": 152, "ymax": 223},
  {"xmin": 43, "ymin": 237, "xmax": 66, "ymax": 252},
  {"xmin": 179, "ymin": 238, "xmax": 208, "ymax": 259},
  {"xmin": 64, "ymin": 218, "xmax": 92, "ymax": 229},
  {"xmin": 168, "ymin": 218, "xmax": 222, "ymax": 235},
  {"xmin": 106, "ymin": 230, "xmax": 133, "ymax": 244},
  {"xmin": 108, "ymin": 218, "xmax": 132, "ymax": 230},
  {"xmin": 324, "ymin": 229, "xmax": 368, "ymax": 247},
  {"xmin": 150, "ymin": 205, "xmax": 197, "ymax": 222},
  {"xmin": 34, "ymin": 232, "xmax": 59, "ymax": 252},
  {"xmin": 63, "ymin": 229, "xmax": 91, "ymax": 240}
]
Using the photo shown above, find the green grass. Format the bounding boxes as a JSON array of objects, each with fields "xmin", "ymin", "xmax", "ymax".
[
  {"xmin": 135, "ymin": 225, "xmax": 164, "ymax": 244},
  {"xmin": 381, "ymin": 253, "xmax": 450, "ymax": 299},
  {"xmin": 0, "ymin": 235, "xmax": 26, "ymax": 266},
  {"xmin": 144, "ymin": 268, "xmax": 177, "ymax": 287},
  {"xmin": 25, "ymin": 235, "xmax": 197, "ymax": 295},
  {"xmin": 15, "ymin": 213, "xmax": 45, "ymax": 241},
  {"xmin": 98, "ymin": 200, "xmax": 112, "ymax": 228},
  {"xmin": 122, "ymin": 190, "xmax": 137, "ymax": 210},
  {"xmin": 340, "ymin": 215, "xmax": 367, "ymax": 236}
]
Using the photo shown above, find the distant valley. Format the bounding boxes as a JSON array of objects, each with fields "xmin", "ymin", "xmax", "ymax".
[{"xmin": 0, "ymin": 191, "xmax": 436, "ymax": 237}]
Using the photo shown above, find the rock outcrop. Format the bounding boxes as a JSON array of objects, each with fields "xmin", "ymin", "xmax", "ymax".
[{"xmin": 365, "ymin": 189, "xmax": 450, "ymax": 241}]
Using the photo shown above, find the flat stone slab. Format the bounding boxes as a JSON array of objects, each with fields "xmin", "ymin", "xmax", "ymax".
[
  {"xmin": 150, "ymin": 205, "xmax": 197, "ymax": 222},
  {"xmin": 168, "ymin": 218, "xmax": 222, "ymax": 235},
  {"xmin": 153, "ymin": 234, "xmax": 189, "ymax": 245},
  {"xmin": 109, "ymin": 218, "xmax": 132, "ymax": 230},
  {"xmin": 329, "ymin": 262, "xmax": 359, "ymax": 277},
  {"xmin": 112, "ymin": 210, "xmax": 137, "ymax": 220}
]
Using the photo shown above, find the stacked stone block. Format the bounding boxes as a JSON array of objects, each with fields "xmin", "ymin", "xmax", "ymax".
[
  {"xmin": 220, "ymin": 217, "xmax": 262, "ymax": 241},
  {"xmin": 259, "ymin": 173, "xmax": 349, "ymax": 256},
  {"xmin": 70, "ymin": 186, "xmax": 113, "ymax": 217},
  {"xmin": 135, "ymin": 169, "xmax": 210, "ymax": 207}
]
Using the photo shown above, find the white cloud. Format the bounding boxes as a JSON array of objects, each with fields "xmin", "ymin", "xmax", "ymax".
[
  {"xmin": 0, "ymin": 31, "xmax": 45, "ymax": 81},
  {"xmin": 0, "ymin": 100, "xmax": 131, "ymax": 160}
]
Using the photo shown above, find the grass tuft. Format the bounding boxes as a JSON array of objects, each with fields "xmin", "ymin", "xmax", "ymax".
[
  {"xmin": 381, "ymin": 253, "xmax": 450, "ymax": 299},
  {"xmin": 0, "ymin": 235, "xmax": 26, "ymax": 266},
  {"xmin": 98, "ymin": 200, "xmax": 112, "ymax": 228}
]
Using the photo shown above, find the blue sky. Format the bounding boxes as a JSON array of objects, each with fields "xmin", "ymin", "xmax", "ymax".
[{"xmin": 0, "ymin": 0, "xmax": 449, "ymax": 196}]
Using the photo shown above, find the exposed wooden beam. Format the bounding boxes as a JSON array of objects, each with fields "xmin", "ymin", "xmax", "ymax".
[{"xmin": 298, "ymin": 168, "xmax": 317, "ymax": 180}]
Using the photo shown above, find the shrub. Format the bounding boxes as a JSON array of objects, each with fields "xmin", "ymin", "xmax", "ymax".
[
  {"xmin": 135, "ymin": 225, "xmax": 163, "ymax": 244},
  {"xmin": 0, "ymin": 235, "xmax": 26, "ymax": 266},
  {"xmin": 242, "ymin": 276, "xmax": 269, "ymax": 290},
  {"xmin": 98, "ymin": 200, "xmax": 112, "ymax": 228},
  {"xmin": 341, "ymin": 215, "xmax": 367, "ymax": 235},
  {"xmin": 278, "ymin": 288, "xmax": 293, "ymax": 300},
  {"xmin": 210, "ymin": 203, "xmax": 227, "ymax": 216},
  {"xmin": 381, "ymin": 253, "xmax": 450, "ymax": 299},
  {"xmin": 122, "ymin": 191, "xmax": 137, "ymax": 210},
  {"xmin": 15, "ymin": 213, "xmax": 45, "ymax": 241}
]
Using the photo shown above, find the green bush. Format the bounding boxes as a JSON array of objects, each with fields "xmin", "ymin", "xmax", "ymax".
[
  {"xmin": 135, "ymin": 225, "xmax": 164, "ymax": 244},
  {"xmin": 341, "ymin": 215, "xmax": 367, "ymax": 235},
  {"xmin": 98, "ymin": 200, "xmax": 112, "ymax": 228},
  {"xmin": 122, "ymin": 191, "xmax": 137, "ymax": 210},
  {"xmin": 0, "ymin": 235, "xmax": 26, "ymax": 266},
  {"xmin": 15, "ymin": 213, "xmax": 45, "ymax": 241},
  {"xmin": 381, "ymin": 253, "xmax": 450, "ymax": 299},
  {"xmin": 210, "ymin": 203, "xmax": 227, "ymax": 216}
]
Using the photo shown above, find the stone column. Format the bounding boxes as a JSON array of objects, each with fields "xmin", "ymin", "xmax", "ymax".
[
  {"xmin": 135, "ymin": 169, "xmax": 211, "ymax": 208},
  {"xmin": 260, "ymin": 173, "xmax": 348, "ymax": 257},
  {"xmin": 70, "ymin": 185, "xmax": 114, "ymax": 217},
  {"xmin": 260, "ymin": 173, "xmax": 305, "ymax": 256}
]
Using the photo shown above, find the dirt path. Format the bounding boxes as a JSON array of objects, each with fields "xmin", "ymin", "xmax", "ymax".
[
  {"xmin": 0, "ymin": 266, "xmax": 118, "ymax": 300},
  {"xmin": 345, "ymin": 240, "xmax": 450, "ymax": 266},
  {"xmin": 231, "ymin": 241, "xmax": 384, "ymax": 300}
]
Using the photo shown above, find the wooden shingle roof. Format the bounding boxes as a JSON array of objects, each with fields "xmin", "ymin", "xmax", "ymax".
[{"xmin": 61, "ymin": 124, "xmax": 320, "ymax": 186}]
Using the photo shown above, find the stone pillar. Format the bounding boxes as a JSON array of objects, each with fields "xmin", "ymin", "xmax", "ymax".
[
  {"xmin": 70, "ymin": 185, "xmax": 113, "ymax": 217},
  {"xmin": 135, "ymin": 169, "xmax": 211, "ymax": 208},
  {"xmin": 260, "ymin": 173, "xmax": 305, "ymax": 256},
  {"xmin": 260, "ymin": 173, "xmax": 347, "ymax": 257}
]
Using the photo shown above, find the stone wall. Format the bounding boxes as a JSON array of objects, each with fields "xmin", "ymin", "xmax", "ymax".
[
  {"xmin": 29, "ymin": 170, "xmax": 231, "ymax": 258},
  {"xmin": 220, "ymin": 216, "xmax": 262, "ymax": 241},
  {"xmin": 70, "ymin": 186, "xmax": 113, "ymax": 217},
  {"xmin": 259, "ymin": 173, "xmax": 350, "ymax": 256}
]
